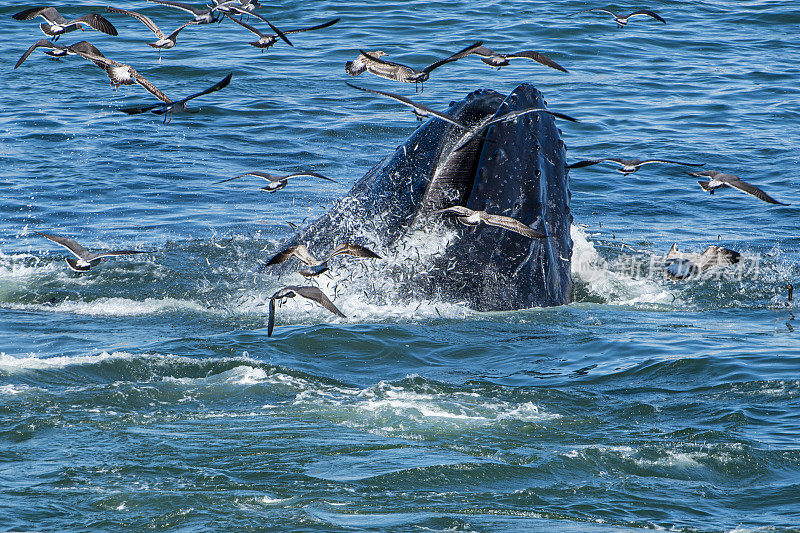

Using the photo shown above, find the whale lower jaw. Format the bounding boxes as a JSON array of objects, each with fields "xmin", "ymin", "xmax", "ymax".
[{"xmin": 281, "ymin": 84, "xmax": 573, "ymax": 311}]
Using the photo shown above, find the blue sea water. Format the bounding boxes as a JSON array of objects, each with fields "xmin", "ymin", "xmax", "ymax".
[{"xmin": 1, "ymin": 0, "xmax": 799, "ymax": 530}]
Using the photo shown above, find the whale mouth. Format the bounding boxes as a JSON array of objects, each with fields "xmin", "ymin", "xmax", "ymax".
[{"xmin": 279, "ymin": 84, "xmax": 573, "ymax": 311}]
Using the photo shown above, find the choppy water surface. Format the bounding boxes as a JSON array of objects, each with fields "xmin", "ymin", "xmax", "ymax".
[{"xmin": 1, "ymin": 0, "xmax": 799, "ymax": 531}]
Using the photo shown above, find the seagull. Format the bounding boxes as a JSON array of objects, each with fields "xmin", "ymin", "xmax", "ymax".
[
  {"xmin": 145, "ymin": 0, "xmax": 220, "ymax": 24},
  {"xmin": 688, "ymin": 170, "xmax": 790, "ymax": 205},
  {"xmin": 435, "ymin": 206, "xmax": 548, "ymax": 239},
  {"xmin": 664, "ymin": 243, "xmax": 741, "ymax": 280},
  {"xmin": 34, "ymin": 231, "xmax": 150, "ymax": 272},
  {"xmin": 223, "ymin": 13, "xmax": 293, "ymax": 49},
  {"xmin": 118, "ymin": 73, "xmax": 233, "ymax": 123},
  {"xmin": 268, "ymin": 285, "xmax": 345, "ymax": 337},
  {"xmin": 351, "ymin": 41, "xmax": 484, "ymax": 92},
  {"xmin": 454, "ymin": 44, "xmax": 568, "ymax": 72},
  {"xmin": 12, "ymin": 6, "xmax": 118, "ymax": 40},
  {"xmin": 568, "ymin": 8, "xmax": 666, "ymax": 28},
  {"xmin": 568, "ymin": 158, "xmax": 704, "ymax": 175},
  {"xmin": 452, "ymin": 106, "xmax": 579, "ymax": 152},
  {"xmin": 105, "ymin": 7, "xmax": 199, "ymax": 63},
  {"xmin": 265, "ymin": 243, "xmax": 380, "ymax": 277},
  {"xmin": 13, "ymin": 39, "xmax": 102, "ymax": 68},
  {"xmin": 236, "ymin": 13, "xmax": 342, "ymax": 52},
  {"xmin": 345, "ymin": 82, "xmax": 466, "ymax": 128},
  {"xmin": 214, "ymin": 170, "xmax": 335, "ymax": 192},
  {"xmin": 226, "ymin": 14, "xmax": 339, "ymax": 50}
]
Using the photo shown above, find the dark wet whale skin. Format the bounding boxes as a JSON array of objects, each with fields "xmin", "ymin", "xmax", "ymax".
[{"xmin": 286, "ymin": 84, "xmax": 573, "ymax": 311}]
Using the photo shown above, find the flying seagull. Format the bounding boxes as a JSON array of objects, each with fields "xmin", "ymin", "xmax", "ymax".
[
  {"xmin": 568, "ymin": 158, "xmax": 704, "ymax": 175},
  {"xmin": 223, "ymin": 13, "xmax": 294, "ymax": 49},
  {"xmin": 568, "ymin": 8, "xmax": 666, "ymax": 28},
  {"xmin": 350, "ymin": 41, "xmax": 484, "ymax": 92},
  {"xmin": 229, "ymin": 13, "xmax": 339, "ymax": 50},
  {"xmin": 14, "ymin": 38, "xmax": 106, "ymax": 68},
  {"xmin": 12, "ymin": 6, "xmax": 118, "ymax": 40},
  {"xmin": 34, "ymin": 230, "xmax": 150, "ymax": 272},
  {"xmin": 145, "ymin": 0, "xmax": 220, "ymax": 24},
  {"xmin": 105, "ymin": 6, "xmax": 199, "ymax": 63},
  {"xmin": 435, "ymin": 206, "xmax": 548, "ymax": 239},
  {"xmin": 345, "ymin": 82, "xmax": 466, "ymax": 128},
  {"xmin": 265, "ymin": 243, "xmax": 380, "ymax": 277},
  {"xmin": 118, "ymin": 73, "xmax": 233, "ymax": 122},
  {"xmin": 453, "ymin": 44, "xmax": 568, "ymax": 72},
  {"xmin": 688, "ymin": 170, "xmax": 790, "ymax": 205},
  {"xmin": 66, "ymin": 46, "xmax": 220, "ymax": 122},
  {"xmin": 214, "ymin": 170, "xmax": 334, "ymax": 192},
  {"xmin": 268, "ymin": 285, "xmax": 345, "ymax": 337}
]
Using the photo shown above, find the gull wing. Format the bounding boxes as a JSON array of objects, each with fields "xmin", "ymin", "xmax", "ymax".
[
  {"xmin": 13, "ymin": 7, "xmax": 67, "ymax": 24},
  {"xmin": 628, "ymin": 10, "xmax": 666, "ymax": 23},
  {"xmin": 166, "ymin": 20, "xmax": 199, "ymax": 41},
  {"xmin": 568, "ymin": 8, "xmax": 617, "ymax": 18},
  {"xmin": 279, "ymin": 17, "xmax": 339, "ymax": 35},
  {"xmin": 327, "ymin": 243, "xmax": 381, "ymax": 260},
  {"xmin": 238, "ymin": 12, "xmax": 292, "ymax": 45},
  {"xmin": 35, "ymin": 231, "xmax": 91, "ymax": 260},
  {"xmin": 106, "ymin": 7, "xmax": 165, "ymax": 39},
  {"xmin": 480, "ymin": 213, "xmax": 548, "ymax": 239},
  {"xmin": 293, "ymin": 286, "xmax": 346, "ymax": 318},
  {"xmin": 639, "ymin": 159, "xmax": 704, "ymax": 167},
  {"xmin": 131, "ymin": 69, "xmax": 173, "ymax": 103},
  {"xmin": 422, "ymin": 41, "xmax": 484, "ymax": 74},
  {"xmin": 15, "ymin": 39, "xmax": 64, "ymax": 69},
  {"xmin": 283, "ymin": 171, "xmax": 335, "ymax": 182},
  {"xmin": 567, "ymin": 159, "xmax": 604, "ymax": 169},
  {"xmin": 345, "ymin": 82, "xmax": 466, "ymax": 128},
  {"xmin": 266, "ymin": 245, "xmax": 318, "ymax": 266},
  {"xmin": 267, "ymin": 297, "xmax": 277, "ymax": 336},
  {"xmin": 72, "ymin": 13, "xmax": 118, "ymax": 35},
  {"xmin": 215, "ymin": 171, "xmax": 281, "ymax": 185},
  {"xmin": 146, "ymin": 0, "xmax": 208, "ymax": 16},
  {"xmin": 721, "ymin": 176, "xmax": 790, "ymax": 205},
  {"xmin": 435, "ymin": 205, "xmax": 474, "ymax": 217},
  {"xmin": 505, "ymin": 50, "xmax": 568, "ymax": 72},
  {"xmin": 173, "ymin": 72, "xmax": 232, "ymax": 105},
  {"xmin": 88, "ymin": 250, "xmax": 151, "ymax": 260},
  {"xmin": 225, "ymin": 12, "xmax": 266, "ymax": 37}
]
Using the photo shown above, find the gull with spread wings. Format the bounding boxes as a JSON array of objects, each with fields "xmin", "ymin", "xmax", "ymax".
[
  {"xmin": 105, "ymin": 6, "xmax": 199, "ymax": 63},
  {"xmin": 568, "ymin": 8, "xmax": 666, "ymax": 28},
  {"xmin": 454, "ymin": 44, "xmax": 568, "ymax": 72},
  {"xmin": 268, "ymin": 285, "xmax": 345, "ymax": 337},
  {"xmin": 12, "ymin": 6, "xmax": 118, "ymax": 40},
  {"xmin": 688, "ymin": 170, "xmax": 790, "ymax": 206},
  {"xmin": 35, "ymin": 231, "xmax": 150, "ymax": 272},
  {"xmin": 348, "ymin": 41, "xmax": 483, "ymax": 92},
  {"xmin": 215, "ymin": 171, "xmax": 334, "ymax": 192},
  {"xmin": 568, "ymin": 157, "xmax": 704, "ymax": 175},
  {"xmin": 265, "ymin": 243, "xmax": 381, "ymax": 278},
  {"xmin": 226, "ymin": 13, "xmax": 339, "ymax": 50}
]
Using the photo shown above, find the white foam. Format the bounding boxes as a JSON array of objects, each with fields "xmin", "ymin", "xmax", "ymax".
[
  {"xmin": 0, "ymin": 350, "xmax": 134, "ymax": 371},
  {"xmin": 3, "ymin": 296, "xmax": 206, "ymax": 317},
  {"xmin": 570, "ymin": 225, "xmax": 677, "ymax": 306}
]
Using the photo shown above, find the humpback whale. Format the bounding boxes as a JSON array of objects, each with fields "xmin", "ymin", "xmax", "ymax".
[{"xmin": 276, "ymin": 83, "xmax": 573, "ymax": 311}]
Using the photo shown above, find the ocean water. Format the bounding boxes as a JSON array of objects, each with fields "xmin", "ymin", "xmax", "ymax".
[{"xmin": 1, "ymin": 0, "xmax": 799, "ymax": 530}]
